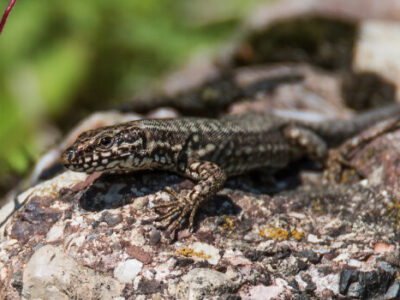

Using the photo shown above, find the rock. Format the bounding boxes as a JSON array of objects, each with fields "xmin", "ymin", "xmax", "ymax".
[
  {"xmin": 22, "ymin": 245, "xmax": 122, "ymax": 299},
  {"xmin": 277, "ymin": 256, "xmax": 308, "ymax": 277},
  {"xmin": 339, "ymin": 268, "xmax": 394, "ymax": 298},
  {"xmin": 374, "ymin": 242, "xmax": 395, "ymax": 254},
  {"xmin": 348, "ymin": 282, "xmax": 364, "ymax": 298},
  {"xmin": 379, "ymin": 261, "xmax": 396, "ymax": 276},
  {"xmin": 385, "ymin": 280, "xmax": 400, "ymax": 300},
  {"xmin": 354, "ymin": 21, "xmax": 400, "ymax": 99},
  {"xmin": 307, "ymin": 234, "xmax": 323, "ymax": 244},
  {"xmin": 297, "ymin": 250, "xmax": 321, "ymax": 264},
  {"xmin": 176, "ymin": 268, "xmax": 236, "ymax": 300},
  {"xmin": 2, "ymin": 1, "xmax": 400, "ymax": 299},
  {"xmin": 1, "ymin": 69, "xmax": 399, "ymax": 300},
  {"xmin": 339, "ymin": 268, "xmax": 359, "ymax": 295},
  {"xmin": 190, "ymin": 242, "xmax": 221, "ymax": 265},
  {"xmin": 113, "ymin": 259, "xmax": 143, "ymax": 283},
  {"xmin": 246, "ymin": 284, "xmax": 286, "ymax": 300}
]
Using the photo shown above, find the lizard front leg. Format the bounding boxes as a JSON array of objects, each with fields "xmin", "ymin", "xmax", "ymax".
[{"xmin": 153, "ymin": 161, "xmax": 226, "ymax": 233}]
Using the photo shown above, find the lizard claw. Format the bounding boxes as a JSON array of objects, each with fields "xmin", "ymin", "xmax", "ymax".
[
  {"xmin": 152, "ymin": 187, "xmax": 196, "ymax": 234},
  {"xmin": 323, "ymin": 149, "xmax": 352, "ymax": 184},
  {"xmin": 165, "ymin": 186, "xmax": 180, "ymax": 198}
]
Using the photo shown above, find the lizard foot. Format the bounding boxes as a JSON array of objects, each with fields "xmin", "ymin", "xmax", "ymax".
[
  {"xmin": 323, "ymin": 149, "xmax": 361, "ymax": 184},
  {"xmin": 152, "ymin": 187, "xmax": 200, "ymax": 234},
  {"xmin": 323, "ymin": 117, "xmax": 400, "ymax": 184}
]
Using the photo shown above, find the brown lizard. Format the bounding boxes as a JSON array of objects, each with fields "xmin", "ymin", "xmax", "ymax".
[{"xmin": 61, "ymin": 105, "xmax": 400, "ymax": 233}]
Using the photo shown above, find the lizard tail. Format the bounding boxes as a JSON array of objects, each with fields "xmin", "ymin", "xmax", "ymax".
[{"xmin": 313, "ymin": 103, "xmax": 400, "ymax": 147}]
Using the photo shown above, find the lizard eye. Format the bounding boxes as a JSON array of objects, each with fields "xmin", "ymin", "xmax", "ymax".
[{"xmin": 98, "ymin": 136, "xmax": 114, "ymax": 148}]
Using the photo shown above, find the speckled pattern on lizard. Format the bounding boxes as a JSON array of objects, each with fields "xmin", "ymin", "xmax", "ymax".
[{"xmin": 61, "ymin": 104, "xmax": 400, "ymax": 234}]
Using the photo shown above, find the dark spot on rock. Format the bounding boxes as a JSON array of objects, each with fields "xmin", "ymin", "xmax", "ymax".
[
  {"xmin": 126, "ymin": 217, "xmax": 135, "ymax": 225},
  {"xmin": 22, "ymin": 197, "xmax": 61, "ymax": 224},
  {"xmin": 8, "ymin": 250, "xmax": 19, "ymax": 258},
  {"xmin": 394, "ymin": 232, "xmax": 400, "ymax": 243},
  {"xmin": 219, "ymin": 294, "xmax": 241, "ymax": 300},
  {"xmin": 305, "ymin": 282, "xmax": 317, "ymax": 294},
  {"xmin": 137, "ymin": 278, "xmax": 165, "ymax": 295},
  {"xmin": 11, "ymin": 271, "xmax": 23, "ymax": 294},
  {"xmin": 175, "ymin": 257, "xmax": 194, "ymax": 267},
  {"xmin": 339, "ymin": 267, "xmax": 394, "ymax": 298},
  {"xmin": 10, "ymin": 222, "xmax": 35, "ymax": 245},
  {"xmin": 339, "ymin": 268, "xmax": 359, "ymax": 295},
  {"xmin": 194, "ymin": 260, "xmax": 212, "ymax": 268},
  {"xmin": 244, "ymin": 250, "xmax": 265, "ymax": 262},
  {"xmin": 101, "ymin": 211, "xmax": 123, "ymax": 226},
  {"xmin": 10, "ymin": 197, "xmax": 62, "ymax": 245},
  {"xmin": 195, "ymin": 230, "xmax": 215, "ymax": 244},
  {"xmin": 86, "ymin": 234, "xmax": 98, "ymax": 242},
  {"xmin": 295, "ymin": 293, "xmax": 311, "ymax": 300},
  {"xmin": 274, "ymin": 247, "xmax": 291, "ymax": 260},
  {"xmin": 322, "ymin": 251, "xmax": 338, "ymax": 261},
  {"xmin": 216, "ymin": 216, "xmax": 225, "ymax": 225},
  {"xmin": 236, "ymin": 218, "xmax": 253, "ymax": 233},
  {"xmin": 288, "ymin": 279, "xmax": 300, "ymax": 293},
  {"xmin": 358, "ymin": 270, "xmax": 392, "ymax": 299},
  {"xmin": 215, "ymin": 265, "xmax": 227, "ymax": 273},
  {"xmin": 297, "ymin": 259, "xmax": 309, "ymax": 272},
  {"xmin": 297, "ymin": 250, "xmax": 321, "ymax": 264},
  {"xmin": 326, "ymin": 224, "xmax": 347, "ymax": 237},
  {"xmin": 149, "ymin": 230, "xmax": 161, "ymax": 245},
  {"xmin": 91, "ymin": 220, "xmax": 100, "ymax": 229},
  {"xmin": 318, "ymin": 266, "xmax": 335, "ymax": 276},
  {"xmin": 301, "ymin": 273, "xmax": 316, "ymax": 293},
  {"xmin": 64, "ymin": 210, "xmax": 73, "ymax": 219},
  {"xmin": 341, "ymin": 71, "xmax": 395, "ymax": 111},
  {"xmin": 281, "ymin": 257, "xmax": 309, "ymax": 277},
  {"xmin": 257, "ymin": 272, "xmax": 272, "ymax": 286}
]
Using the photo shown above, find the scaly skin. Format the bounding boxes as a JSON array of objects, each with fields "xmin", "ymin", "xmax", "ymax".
[{"xmin": 62, "ymin": 105, "xmax": 400, "ymax": 233}]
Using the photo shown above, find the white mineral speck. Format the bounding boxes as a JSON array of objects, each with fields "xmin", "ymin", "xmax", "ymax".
[{"xmin": 114, "ymin": 259, "xmax": 143, "ymax": 283}]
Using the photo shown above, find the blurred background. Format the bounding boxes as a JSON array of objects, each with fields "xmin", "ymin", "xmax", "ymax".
[{"xmin": 0, "ymin": 0, "xmax": 265, "ymax": 197}]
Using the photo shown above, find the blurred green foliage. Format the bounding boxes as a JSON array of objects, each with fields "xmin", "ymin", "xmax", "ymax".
[{"xmin": 0, "ymin": 0, "xmax": 264, "ymax": 193}]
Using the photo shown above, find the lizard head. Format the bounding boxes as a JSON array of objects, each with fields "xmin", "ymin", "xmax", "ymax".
[{"xmin": 61, "ymin": 122, "xmax": 149, "ymax": 173}]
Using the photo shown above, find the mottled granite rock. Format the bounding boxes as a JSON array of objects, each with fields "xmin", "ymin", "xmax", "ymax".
[
  {"xmin": 2, "ymin": 0, "xmax": 400, "ymax": 299},
  {"xmin": 176, "ymin": 268, "xmax": 237, "ymax": 300},
  {"xmin": 23, "ymin": 245, "xmax": 122, "ymax": 299},
  {"xmin": 2, "ymin": 93, "xmax": 400, "ymax": 300},
  {"xmin": 354, "ymin": 21, "xmax": 400, "ymax": 99}
]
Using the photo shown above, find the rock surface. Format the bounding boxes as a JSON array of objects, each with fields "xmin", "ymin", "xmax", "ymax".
[
  {"xmin": 23, "ymin": 245, "xmax": 122, "ymax": 299},
  {"xmin": 2, "ymin": 0, "xmax": 400, "ymax": 299}
]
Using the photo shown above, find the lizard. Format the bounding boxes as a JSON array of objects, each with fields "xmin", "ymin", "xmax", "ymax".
[{"xmin": 61, "ymin": 104, "xmax": 400, "ymax": 234}]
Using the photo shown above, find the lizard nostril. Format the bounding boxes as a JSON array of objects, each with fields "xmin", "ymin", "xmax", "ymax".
[{"xmin": 62, "ymin": 149, "xmax": 75, "ymax": 165}]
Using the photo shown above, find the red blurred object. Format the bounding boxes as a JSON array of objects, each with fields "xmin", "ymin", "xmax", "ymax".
[{"xmin": 0, "ymin": 0, "xmax": 16, "ymax": 35}]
